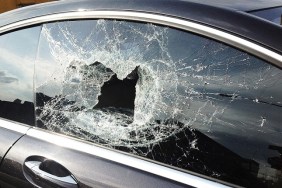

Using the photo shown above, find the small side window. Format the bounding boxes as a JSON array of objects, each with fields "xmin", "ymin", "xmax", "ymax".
[
  {"xmin": 0, "ymin": 26, "xmax": 41, "ymax": 125},
  {"xmin": 35, "ymin": 20, "xmax": 282, "ymax": 188},
  {"xmin": 250, "ymin": 7, "xmax": 282, "ymax": 25}
]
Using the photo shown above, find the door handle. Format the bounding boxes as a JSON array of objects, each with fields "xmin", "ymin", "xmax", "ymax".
[{"xmin": 23, "ymin": 156, "xmax": 78, "ymax": 188}]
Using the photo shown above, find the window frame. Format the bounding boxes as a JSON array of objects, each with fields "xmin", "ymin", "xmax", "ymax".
[{"xmin": 0, "ymin": 11, "xmax": 281, "ymax": 68}]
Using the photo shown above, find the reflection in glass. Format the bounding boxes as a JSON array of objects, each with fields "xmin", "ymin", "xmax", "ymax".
[
  {"xmin": 0, "ymin": 26, "xmax": 41, "ymax": 125},
  {"xmin": 35, "ymin": 20, "xmax": 282, "ymax": 187}
]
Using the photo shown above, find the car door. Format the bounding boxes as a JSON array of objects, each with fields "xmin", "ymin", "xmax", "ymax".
[{"xmin": 1, "ymin": 12, "xmax": 282, "ymax": 188}]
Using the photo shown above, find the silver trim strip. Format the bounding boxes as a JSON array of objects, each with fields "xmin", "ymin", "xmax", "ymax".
[
  {"xmin": 27, "ymin": 128, "xmax": 231, "ymax": 188},
  {"xmin": 0, "ymin": 11, "xmax": 281, "ymax": 67},
  {"xmin": 0, "ymin": 118, "xmax": 30, "ymax": 134}
]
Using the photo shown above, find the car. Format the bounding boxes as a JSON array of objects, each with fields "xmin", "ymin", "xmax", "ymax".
[{"xmin": 0, "ymin": 0, "xmax": 282, "ymax": 187}]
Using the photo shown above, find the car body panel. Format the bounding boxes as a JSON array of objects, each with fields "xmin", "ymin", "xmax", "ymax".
[
  {"xmin": 0, "ymin": 119, "xmax": 29, "ymax": 165},
  {"xmin": 0, "ymin": 127, "xmax": 233, "ymax": 188},
  {"xmin": 0, "ymin": 128, "xmax": 23, "ymax": 164},
  {"xmin": 0, "ymin": 122, "xmax": 27, "ymax": 187}
]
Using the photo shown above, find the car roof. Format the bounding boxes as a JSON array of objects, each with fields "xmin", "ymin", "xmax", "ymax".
[
  {"xmin": 0, "ymin": 0, "xmax": 282, "ymax": 56},
  {"xmin": 180, "ymin": 0, "xmax": 282, "ymax": 12}
]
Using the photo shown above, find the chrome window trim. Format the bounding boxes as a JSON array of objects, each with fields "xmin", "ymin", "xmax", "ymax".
[
  {"xmin": 26, "ymin": 128, "xmax": 231, "ymax": 188},
  {"xmin": 0, "ymin": 118, "xmax": 30, "ymax": 134},
  {"xmin": 0, "ymin": 11, "xmax": 281, "ymax": 67}
]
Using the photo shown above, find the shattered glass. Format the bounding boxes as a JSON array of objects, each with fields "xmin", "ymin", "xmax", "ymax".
[{"xmin": 35, "ymin": 20, "xmax": 282, "ymax": 187}]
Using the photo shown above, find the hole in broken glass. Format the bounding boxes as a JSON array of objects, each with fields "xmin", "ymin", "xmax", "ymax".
[{"xmin": 94, "ymin": 62, "xmax": 139, "ymax": 111}]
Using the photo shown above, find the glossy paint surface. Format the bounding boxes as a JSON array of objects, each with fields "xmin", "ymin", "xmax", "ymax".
[
  {"xmin": 0, "ymin": 119, "xmax": 29, "ymax": 164},
  {"xmin": 0, "ymin": 132, "xmax": 195, "ymax": 188},
  {"xmin": 0, "ymin": 127, "xmax": 23, "ymax": 165}
]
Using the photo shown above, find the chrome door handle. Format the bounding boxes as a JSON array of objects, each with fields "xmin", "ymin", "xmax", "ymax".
[{"xmin": 23, "ymin": 156, "xmax": 78, "ymax": 188}]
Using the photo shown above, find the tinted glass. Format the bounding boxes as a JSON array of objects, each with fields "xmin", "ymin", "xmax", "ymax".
[
  {"xmin": 250, "ymin": 7, "xmax": 282, "ymax": 25},
  {"xmin": 35, "ymin": 20, "xmax": 282, "ymax": 187},
  {"xmin": 0, "ymin": 27, "xmax": 41, "ymax": 125}
]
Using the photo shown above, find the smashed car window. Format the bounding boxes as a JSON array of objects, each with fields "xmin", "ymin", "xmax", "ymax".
[{"xmin": 35, "ymin": 20, "xmax": 282, "ymax": 188}]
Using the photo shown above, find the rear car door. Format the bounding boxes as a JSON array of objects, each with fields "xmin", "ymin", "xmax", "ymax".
[{"xmin": 1, "ymin": 12, "xmax": 282, "ymax": 188}]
